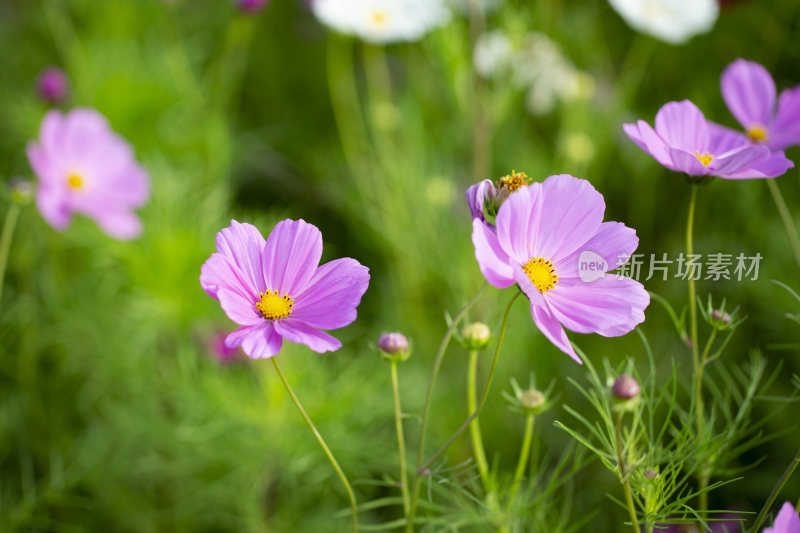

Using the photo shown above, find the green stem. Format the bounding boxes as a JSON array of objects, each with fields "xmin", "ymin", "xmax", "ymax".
[
  {"xmin": 0, "ymin": 204, "xmax": 21, "ymax": 308},
  {"xmin": 404, "ymin": 284, "xmax": 486, "ymax": 532},
  {"xmin": 406, "ymin": 291, "xmax": 520, "ymax": 532},
  {"xmin": 750, "ymin": 446, "xmax": 800, "ymax": 533},
  {"xmin": 391, "ymin": 361, "xmax": 410, "ymax": 516},
  {"xmin": 615, "ymin": 411, "xmax": 641, "ymax": 533},
  {"xmin": 467, "ymin": 350, "xmax": 491, "ymax": 491},
  {"xmin": 271, "ymin": 358, "xmax": 358, "ymax": 533},
  {"xmin": 506, "ymin": 414, "xmax": 535, "ymax": 514},
  {"xmin": 686, "ymin": 185, "xmax": 708, "ymax": 516},
  {"xmin": 765, "ymin": 179, "xmax": 800, "ymax": 269},
  {"xmin": 466, "ymin": 0, "xmax": 490, "ymax": 183}
]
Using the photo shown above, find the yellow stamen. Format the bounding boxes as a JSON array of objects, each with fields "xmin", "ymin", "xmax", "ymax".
[
  {"xmin": 523, "ymin": 257, "xmax": 558, "ymax": 294},
  {"xmin": 255, "ymin": 289, "xmax": 294, "ymax": 320},
  {"xmin": 67, "ymin": 173, "xmax": 84, "ymax": 189},
  {"xmin": 497, "ymin": 170, "xmax": 531, "ymax": 193},
  {"xmin": 693, "ymin": 151, "xmax": 713, "ymax": 167},
  {"xmin": 370, "ymin": 9, "xmax": 388, "ymax": 27},
  {"xmin": 747, "ymin": 125, "xmax": 768, "ymax": 143}
]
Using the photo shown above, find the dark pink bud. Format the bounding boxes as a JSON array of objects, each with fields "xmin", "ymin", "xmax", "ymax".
[
  {"xmin": 237, "ymin": 0, "xmax": 268, "ymax": 13},
  {"xmin": 36, "ymin": 67, "xmax": 68, "ymax": 105},
  {"xmin": 612, "ymin": 374, "xmax": 640, "ymax": 400},
  {"xmin": 378, "ymin": 332, "xmax": 409, "ymax": 356}
]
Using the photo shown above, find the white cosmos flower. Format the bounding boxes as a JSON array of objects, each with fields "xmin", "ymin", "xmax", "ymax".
[
  {"xmin": 311, "ymin": 0, "xmax": 451, "ymax": 44},
  {"xmin": 473, "ymin": 30, "xmax": 513, "ymax": 79},
  {"xmin": 608, "ymin": 0, "xmax": 719, "ymax": 45}
]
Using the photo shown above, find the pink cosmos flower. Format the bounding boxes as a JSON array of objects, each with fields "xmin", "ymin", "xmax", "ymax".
[
  {"xmin": 200, "ymin": 219, "xmax": 370, "ymax": 359},
  {"xmin": 471, "ymin": 174, "xmax": 648, "ymax": 363},
  {"xmin": 764, "ymin": 502, "xmax": 800, "ymax": 533},
  {"xmin": 720, "ymin": 59, "xmax": 800, "ymax": 151},
  {"xmin": 623, "ymin": 100, "xmax": 794, "ymax": 179},
  {"xmin": 26, "ymin": 108, "xmax": 150, "ymax": 239}
]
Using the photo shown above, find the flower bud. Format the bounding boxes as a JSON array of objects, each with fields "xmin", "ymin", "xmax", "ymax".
[
  {"xmin": 378, "ymin": 332, "xmax": 410, "ymax": 362},
  {"xmin": 461, "ymin": 321, "xmax": 491, "ymax": 351},
  {"xmin": 611, "ymin": 374, "xmax": 640, "ymax": 400},
  {"xmin": 643, "ymin": 469, "xmax": 659, "ymax": 480},
  {"xmin": 36, "ymin": 67, "xmax": 68, "ymax": 105},
  {"xmin": 520, "ymin": 389, "xmax": 546, "ymax": 413},
  {"xmin": 9, "ymin": 179, "xmax": 33, "ymax": 206},
  {"xmin": 237, "ymin": 0, "xmax": 268, "ymax": 13},
  {"xmin": 710, "ymin": 309, "xmax": 731, "ymax": 326}
]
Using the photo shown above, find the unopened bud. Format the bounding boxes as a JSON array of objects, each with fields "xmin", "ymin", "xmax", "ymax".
[
  {"xmin": 378, "ymin": 332, "xmax": 410, "ymax": 362},
  {"xmin": 612, "ymin": 374, "xmax": 640, "ymax": 400},
  {"xmin": 9, "ymin": 179, "xmax": 33, "ymax": 205},
  {"xmin": 462, "ymin": 322, "xmax": 491, "ymax": 350},
  {"xmin": 710, "ymin": 309, "xmax": 731, "ymax": 326},
  {"xmin": 520, "ymin": 389, "xmax": 546, "ymax": 413},
  {"xmin": 643, "ymin": 469, "xmax": 659, "ymax": 480},
  {"xmin": 36, "ymin": 67, "xmax": 68, "ymax": 105}
]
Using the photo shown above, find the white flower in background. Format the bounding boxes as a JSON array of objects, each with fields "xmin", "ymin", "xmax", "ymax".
[
  {"xmin": 608, "ymin": 0, "xmax": 718, "ymax": 45},
  {"xmin": 311, "ymin": 0, "xmax": 451, "ymax": 44},
  {"xmin": 473, "ymin": 30, "xmax": 513, "ymax": 79},
  {"xmin": 512, "ymin": 33, "xmax": 593, "ymax": 116}
]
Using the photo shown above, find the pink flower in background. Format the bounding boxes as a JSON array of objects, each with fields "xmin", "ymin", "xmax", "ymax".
[
  {"xmin": 623, "ymin": 100, "xmax": 794, "ymax": 179},
  {"xmin": 200, "ymin": 220, "xmax": 370, "ymax": 359},
  {"xmin": 36, "ymin": 67, "xmax": 68, "ymax": 105},
  {"xmin": 764, "ymin": 502, "xmax": 800, "ymax": 533},
  {"xmin": 26, "ymin": 108, "xmax": 150, "ymax": 239},
  {"xmin": 237, "ymin": 0, "xmax": 268, "ymax": 13},
  {"xmin": 471, "ymin": 174, "xmax": 648, "ymax": 363},
  {"xmin": 720, "ymin": 59, "xmax": 800, "ymax": 151},
  {"xmin": 210, "ymin": 331, "xmax": 242, "ymax": 363}
]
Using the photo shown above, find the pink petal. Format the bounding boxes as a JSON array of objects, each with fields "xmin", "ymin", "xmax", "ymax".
[
  {"xmin": 466, "ymin": 179, "xmax": 495, "ymax": 222},
  {"xmin": 707, "ymin": 121, "xmax": 750, "ymax": 154},
  {"xmin": 215, "ymin": 220, "xmax": 267, "ymax": 295},
  {"xmin": 557, "ymin": 222, "xmax": 639, "ymax": 278},
  {"xmin": 200, "ymin": 252, "xmax": 256, "ymax": 300},
  {"xmin": 225, "ymin": 322, "xmax": 283, "ymax": 359},
  {"xmin": 622, "ymin": 122, "xmax": 647, "ymax": 152},
  {"xmin": 667, "ymin": 148, "xmax": 710, "ymax": 176},
  {"xmin": 763, "ymin": 502, "xmax": 800, "ymax": 533},
  {"xmin": 636, "ymin": 120, "xmax": 680, "ymax": 171},
  {"xmin": 292, "ymin": 258, "xmax": 370, "ymax": 330},
  {"xmin": 655, "ymin": 100, "xmax": 710, "ymax": 153},
  {"xmin": 769, "ymin": 86, "xmax": 800, "ymax": 150},
  {"xmin": 535, "ymin": 174, "xmax": 605, "ymax": 262},
  {"xmin": 274, "ymin": 319, "xmax": 342, "ymax": 353},
  {"xmin": 721, "ymin": 59, "xmax": 776, "ymax": 131},
  {"xmin": 495, "ymin": 183, "xmax": 543, "ymax": 263},
  {"xmin": 530, "ymin": 298, "xmax": 582, "ymax": 364},
  {"xmin": 546, "ymin": 277, "xmax": 648, "ymax": 337},
  {"xmin": 218, "ymin": 288, "xmax": 262, "ymax": 326},
  {"xmin": 711, "ymin": 144, "xmax": 770, "ymax": 176},
  {"xmin": 93, "ymin": 209, "xmax": 143, "ymax": 240},
  {"xmin": 473, "ymin": 218, "xmax": 515, "ymax": 288},
  {"xmin": 35, "ymin": 186, "xmax": 71, "ymax": 231},
  {"xmin": 262, "ymin": 219, "xmax": 323, "ymax": 296},
  {"xmin": 721, "ymin": 150, "xmax": 794, "ymax": 180}
]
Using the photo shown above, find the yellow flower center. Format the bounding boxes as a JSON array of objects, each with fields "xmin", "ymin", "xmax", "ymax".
[
  {"xmin": 255, "ymin": 290, "xmax": 294, "ymax": 320},
  {"xmin": 370, "ymin": 9, "xmax": 388, "ymax": 27},
  {"xmin": 67, "ymin": 173, "xmax": 84, "ymax": 189},
  {"xmin": 747, "ymin": 125, "xmax": 768, "ymax": 143},
  {"xmin": 693, "ymin": 151, "xmax": 713, "ymax": 167},
  {"xmin": 497, "ymin": 170, "xmax": 531, "ymax": 193},
  {"xmin": 523, "ymin": 257, "xmax": 558, "ymax": 294}
]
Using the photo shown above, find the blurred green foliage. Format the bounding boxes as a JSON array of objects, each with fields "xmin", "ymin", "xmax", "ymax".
[{"xmin": 0, "ymin": 0, "xmax": 799, "ymax": 531}]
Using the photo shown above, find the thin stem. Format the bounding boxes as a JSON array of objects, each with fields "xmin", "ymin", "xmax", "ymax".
[
  {"xmin": 405, "ymin": 285, "xmax": 507, "ymax": 532},
  {"xmin": 270, "ymin": 357, "xmax": 358, "ymax": 533},
  {"xmin": 467, "ymin": 350, "xmax": 491, "ymax": 491},
  {"xmin": 686, "ymin": 185, "xmax": 708, "ymax": 516},
  {"xmin": 765, "ymin": 179, "xmax": 800, "ymax": 269},
  {"xmin": 506, "ymin": 414, "xmax": 535, "ymax": 513},
  {"xmin": 420, "ymin": 290, "xmax": 520, "ymax": 470},
  {"xmin": 615, "ymin": 411, "xmax": 641, "ymax": 533},
  {"xmin": 466, "ymin": 0, "xmax": 490, "ymax": 183},
  {"xmin": 750, "ymin": 446, "xmax": 800, "ymax": 533},
  {"xmin": 0, "ymin": 204, "xmax": 21, "ymax": 308},
  {"xmin": 391, "ymin": 361, "xmax": 410, "ymax": 516}
]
